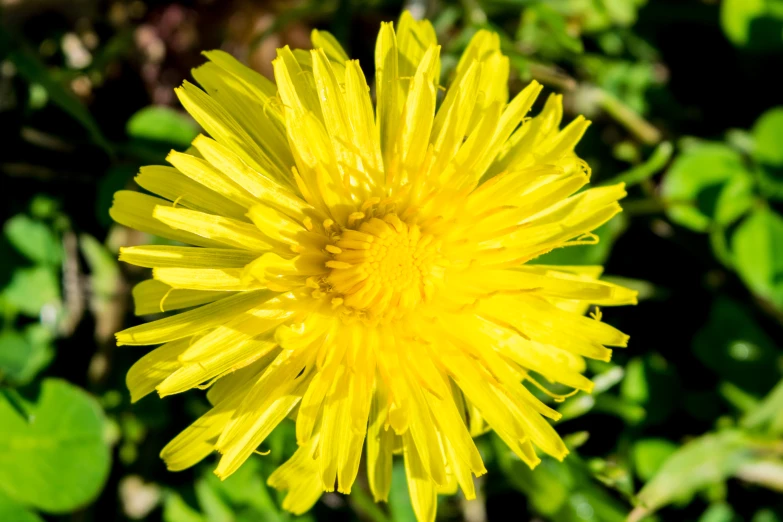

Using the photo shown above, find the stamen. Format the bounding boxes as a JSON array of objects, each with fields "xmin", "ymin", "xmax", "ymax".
[
  {"xmin": 348, "ymin": 212, "xmax": 365, "ymax": 227},
  {"xmin": 525, "ymin": 376, "xmax": 581, "ymax": 403},
  {"xmin": 326, "ymin": 260, "xmax": 353, "ymax": 269}
]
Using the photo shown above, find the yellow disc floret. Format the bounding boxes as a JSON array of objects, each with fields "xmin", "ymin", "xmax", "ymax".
[{"xmin": 325, "ymin": 211, "xmax": 444, "ymax": 322}]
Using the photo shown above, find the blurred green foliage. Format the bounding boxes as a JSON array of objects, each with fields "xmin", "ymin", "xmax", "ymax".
[{"xmin": 2, "ymin": 1, "xmax": 783, "ymax": 521}]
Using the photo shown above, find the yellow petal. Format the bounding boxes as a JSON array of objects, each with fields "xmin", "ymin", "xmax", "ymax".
[
  {"xmin": 120, "ymin": 245, "xmax": 257, "ymax": 269},
  {"xmin": 135, "ymin": 165, "xmax": 249, "ymax": 222},
  {"xmin": 175, "ymin": 81, "xmax": 270, "ymax": 174},
  {"xmin": 375, "ymin": 22, "xmax": 403, "ymax": 173},
  {"xmin": 132, "ymin": 279, "xmax": 230, "ymax": 315},
  {"xmin": 110, "ymin": 191, "xmax": 224, "ymax": 248},
  {"xmin": 311, "ymin": 28, "xmax": 349, "ymax": 61},
  {"xmin": 367, "ymin": 381, "xmax": 395, "ymax": 501},
  {"xmin": 153, "ymin": 267, "xmax": 264, "ymax": 292},
  {"xmin": 267, "ymin": 436, "xmax": 323, "ymax": 515},
  {"xmin": 192, "ymin": 62, "xmax": 293, "ymax": 181},
  {"xmin": 153, "ymin": 206, "xmax": 272, "ymax": 251},
  {"xmin": 126, "ymin": 338, "xmax": 190, "ymax": 402},
  {"xmin": 166, "ymin": 150, "xmax": 258, "ymax": 210},
  {"xmin": 403, "ymin": 433, "xmax": 437, "ymax": 522},
  {"xmin": 117, "ymin": 289, "xmax": 275, "ymax": 346}
]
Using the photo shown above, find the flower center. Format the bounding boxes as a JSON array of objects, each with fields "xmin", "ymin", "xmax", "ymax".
[{"xmin": 323, "ymin": 212, "xmax": 442, "ymax": 323}]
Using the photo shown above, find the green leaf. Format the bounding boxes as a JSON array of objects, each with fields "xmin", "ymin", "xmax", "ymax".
[
  {"xmin": 388, "ymin": 461, "xmax": 416, "ymax": 522},
  {"xmin": 621, "ymin": 357, "xmax": 648, "ymax": 403},
  {"xmin": 631, "ymin": 430, "xmax": 759, "ymax": 519},
  {"xmin": 493, "ymin": 435, "xmax": 629, "ymax": 521},
  {"xmin": 753, "ymin": 107, "xmax": 783, "ymax": 167},
  {"xmin": 163, "ymin": 491, "xmax": 206, "ymax": 522},
  {"xmin": 80, "ymin": 234, "xmax": 120, "ymax": 300},
  {"xmin": 753, "ymin": 508, "xmax": 782, "ymax": 522},
  {"xmin": 692, "ymin": 297, "xmax": 779, "ymax": 394},
  {"xmin": 0, "ymin": 379, "xmax": 111, "ymax": 513},
  {"xmin": 2, "ymin": 266, "xmax": 61, "ymax": 318},
  {"xmin": 619, "ymin": 354, "xmax": 678, "ymax": 425},
  {"xmin": 721, "ymin": 0, "xmax": 783, "ymax": 49},
  {"xmin": 126, "ymin": 106, "xmax": 200, "ymax": 148},
  {"xmin": 494, "ymin": 436, "xmax": 570, "ymax": 515},
  {"xmin": 599, "ymin": 141, "xmax": 673, "ymax": 188},
  {"xmin": 0, "ymin": 325, "xmax": 54, "ymax": 385},
  {"xmin": 632, "ymin": 439, "xmax": 677, "ymax": 481},
  {"xmin": 0, "ymin": 491, "xmax": 44, "ymax": 522},
  {"xmin": 699, "ymin": 503, "xmax": 737, "ymax": 522},
  {"xmin": 204, "ymin": 458, "xmax": 280, "ymax": 517},
  {"xmin": 517, "ymin": 4, "xmax": 583, "ymax": 58},
  {"xmin": 661, "ymin": 143, "xmax": 754, "ymax": 232},
  {"xmin": 714, "ymin": 172, "xmax": 755, "ymax": 226},
  {"xmin": 194, "ymin": 479, "xmax": 233, "ymax": 522},
  {"xmin": 3, "ymin": 215, "xmax": 61, "ymax": 266},
  {"xmin": 742, "ymin": 378, "xmax": 783, "ymax": 435},
  {"xmin": 731, "ymin": 207, "xmax": 783, "ymax": 311}
]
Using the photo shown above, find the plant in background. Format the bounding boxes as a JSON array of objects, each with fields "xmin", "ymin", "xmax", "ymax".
[{"xmin": 110, "ymin": 11, "xmax": 636, "ymax": 522}]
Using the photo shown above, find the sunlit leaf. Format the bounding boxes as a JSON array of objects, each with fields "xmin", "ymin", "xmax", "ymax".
[
  {"xmin": 752, "ymin": 107, "xmax": 783, "ymax": 167},
  {"xmin": 3, "ymin": 215, "xmax": 61, "ymax": 266},
  {"xmin": 0, "ymin": 325, "xmax": 54, "ymax": 385},
  {"xmin": 661, "ymin": 143, "xmax": 754, "ymax": 232},
  {"xmin": 731, "ymin": 207, "xmax": 783, "ymax": 311},
  {"xmin": 721, "ymin": 0, "xmax": 783, "ymax": 49},
  {"xmin": 0, "ymin": 491, "xmax": 44, "ymax": 522},
  {"xmin": 0, "ymin": 379, "xmax": 111, "ymax": 513},
  {"xmin": 2, "ymin": 266, "xmax": 61, "ymax": 318},
  {"xmin": 742, "ymin": 378, "xmax": 783, "ymax": 436},
  {"xmin": 698, "ymin": 503, "xmax": 737, "ymax": 522},
  {"xmin": 631, "ymin": 430, "xmax": 761, "ymax": 520},
  {"xmin": 389, "ymin": 461, "xmax": 417, "ymax": 522},
  {"xmin": 163, "ymin": 491, "xmax": 206, "ymax": 522},
  {"xmin": 126, "ymin": 106, "xmax": 200, "ymax": 148},
  {"xmin": 632, "ymin": 439, "xmax": 677, "ymax": 481}
]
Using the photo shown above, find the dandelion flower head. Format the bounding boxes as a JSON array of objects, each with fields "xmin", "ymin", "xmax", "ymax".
[{"xmin": 111, "ymin": 12, "xmax": 636, "ymax": 522}]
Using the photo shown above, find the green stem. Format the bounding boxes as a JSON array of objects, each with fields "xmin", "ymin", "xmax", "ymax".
[
  {"xmin": 600, "ymin": 142, "xmax": 673, "ymax": 188},
  {"xmin": 596, "ymin": 88, "xmax": 662, "ymax": 145}
]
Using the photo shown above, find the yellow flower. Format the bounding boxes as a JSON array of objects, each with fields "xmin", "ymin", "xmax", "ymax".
[{"xmin": 111, "ymin": 12, "xmax": 636, "ymax": 522}]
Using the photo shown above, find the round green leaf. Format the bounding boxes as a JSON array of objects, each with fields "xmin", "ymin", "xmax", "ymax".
[
  {"xmin": 0, "ymin": 325, "xmax": 54, "ymax": 385},
  {"xmin": 2, "ymin": 266, "xmax": 61, "ymax": 318},
  {"xmin": 3, "ymin": 215, "xmax": 61, "ymax": 266},
  {"xmin": 0, "ymin": 491, "xmax": 44, "ymax": 522},
  {"xmin": 753, "ymin": 107, "xmax": 783, "ymax": 167},
  {"xmin": 127, "ymin": 106, "xmax": 199, "ymax": 148},
  {"xmin": 731, "ymin": 207, "xmax": 783, "ymax": 311},
  {"xmin": 662, "ymin": 144, "xmax": 753, "ymax": 232},
  {"xmin": 0, "ymin": 379, "xmax": 111, "ymax": 513},
  {"xmin": 722, "ymin": 0, "xmax": 767, "ymax": 45},
  {"xmin": 721, "ymin": 0, "xmax": 783, "ymax": 49}
]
